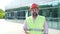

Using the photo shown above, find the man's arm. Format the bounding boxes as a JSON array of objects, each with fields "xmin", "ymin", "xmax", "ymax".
[
  {"xmin": 44, "ymin": 21, "xmax": 48, "ymax": 34},
  {"xmin": 23, "ymin": 20, "xmax": 29, "ymax": 34}
]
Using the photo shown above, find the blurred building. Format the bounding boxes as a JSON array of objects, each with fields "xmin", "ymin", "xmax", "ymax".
[{"xmin": 5, "ymin": 0, "xmax": 60, "ymax": 30}]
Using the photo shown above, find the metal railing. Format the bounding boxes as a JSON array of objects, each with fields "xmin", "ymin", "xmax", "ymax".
[{"xmin": 46, "ymin": 17, "xmax": 60, "ymax": 30}]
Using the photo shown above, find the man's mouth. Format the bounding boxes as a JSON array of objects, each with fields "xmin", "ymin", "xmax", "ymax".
[{"xmin": 33, "ymin": 13, "xmax": 38, "ymax": 16}]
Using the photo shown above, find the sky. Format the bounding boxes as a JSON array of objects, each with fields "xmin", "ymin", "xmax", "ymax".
[
  {"xmin": 0, "ymin": 0, "xmax": 59, "ymax": 11},
  {"xmin": 5, "ymin": 0, "xmax": 53, "ymax": 9},
  {"xmin": 0, "ymin": 0, "xmax": 13, "ymax": 11},
  {"xmin": 5, "ymin": 0, "xmax": 59, "ymax": 10}
]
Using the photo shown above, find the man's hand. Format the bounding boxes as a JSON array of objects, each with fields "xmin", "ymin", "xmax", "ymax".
[
  {"xmin": 24, "ymin": 29, "xmax": 29, "ymax": 34},
  {"xmin": 25, "ymin": 31, "xmax": 29, "ymax": 34}
]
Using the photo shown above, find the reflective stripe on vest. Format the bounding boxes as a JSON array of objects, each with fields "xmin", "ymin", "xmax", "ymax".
[{"xmin": 27, "ymin": 28, "xmax": 44, "ymax": 32}]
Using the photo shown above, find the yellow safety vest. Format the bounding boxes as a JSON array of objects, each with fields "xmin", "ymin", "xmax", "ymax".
[{"xmin": 26, "ymin": 15, "xmax": 45, "ymax": 34}]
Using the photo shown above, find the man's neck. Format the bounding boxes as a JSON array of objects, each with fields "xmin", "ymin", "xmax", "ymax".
[
  {"xmin": 32, "ymin": 15, "xmax": 38, "ymax": 19},
  {"xmin": 33, "ymin": 16, "xmax": 37, "ymax": 19}
]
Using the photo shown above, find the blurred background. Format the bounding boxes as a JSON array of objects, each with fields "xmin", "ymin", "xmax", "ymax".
[{"xmin": 0, "ymin": 0, "xmax": 60, "ymax": 34}]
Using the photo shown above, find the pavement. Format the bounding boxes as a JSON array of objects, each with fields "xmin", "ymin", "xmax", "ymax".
[{"xmin": 0, "ymin": 19, "xmax": 60, "ymax": 34}]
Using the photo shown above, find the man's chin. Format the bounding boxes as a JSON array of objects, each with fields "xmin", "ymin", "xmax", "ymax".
[{"xmin": 33, "ymin": 14, "xmax": 38, "ymax": 16}]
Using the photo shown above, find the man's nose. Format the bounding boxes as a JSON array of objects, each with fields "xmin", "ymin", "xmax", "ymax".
[{"xmin": 33, "ymin": 9, "xmax": 36, "ymax": 12}]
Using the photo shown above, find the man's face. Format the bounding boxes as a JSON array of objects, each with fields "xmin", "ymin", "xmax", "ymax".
[{"xmin": 30, "ymin": 8, "xmax": 39, "ymax": 16}]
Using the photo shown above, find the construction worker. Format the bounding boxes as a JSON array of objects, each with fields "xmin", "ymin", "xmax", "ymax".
[{"xmin": 23, "ymin": 3, "xmax": 48, "ymax": 34}]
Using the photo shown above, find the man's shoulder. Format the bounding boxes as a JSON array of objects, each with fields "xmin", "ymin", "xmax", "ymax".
[
  {"xmin": 39, "ymin": 15, "xmax": 45, "ymax": 18},
  {"xmin": 38, "ymin": 15, "xmax": 46, "ymax": 21}
]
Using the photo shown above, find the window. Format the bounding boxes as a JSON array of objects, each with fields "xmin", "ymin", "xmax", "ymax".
[{"xmin": 17, "ymin": 11, "xmax": 25, "ymax": 19}]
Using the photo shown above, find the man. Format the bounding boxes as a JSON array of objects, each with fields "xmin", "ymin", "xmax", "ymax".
[{"xmin": 23, "ymin": 3, "xmax": 48, "ymax": 34}]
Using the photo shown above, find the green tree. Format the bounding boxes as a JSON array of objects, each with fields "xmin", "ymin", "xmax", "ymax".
[{"xmin": 0, "ymin": 9, "xmax": 5, "ymax": 19}]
